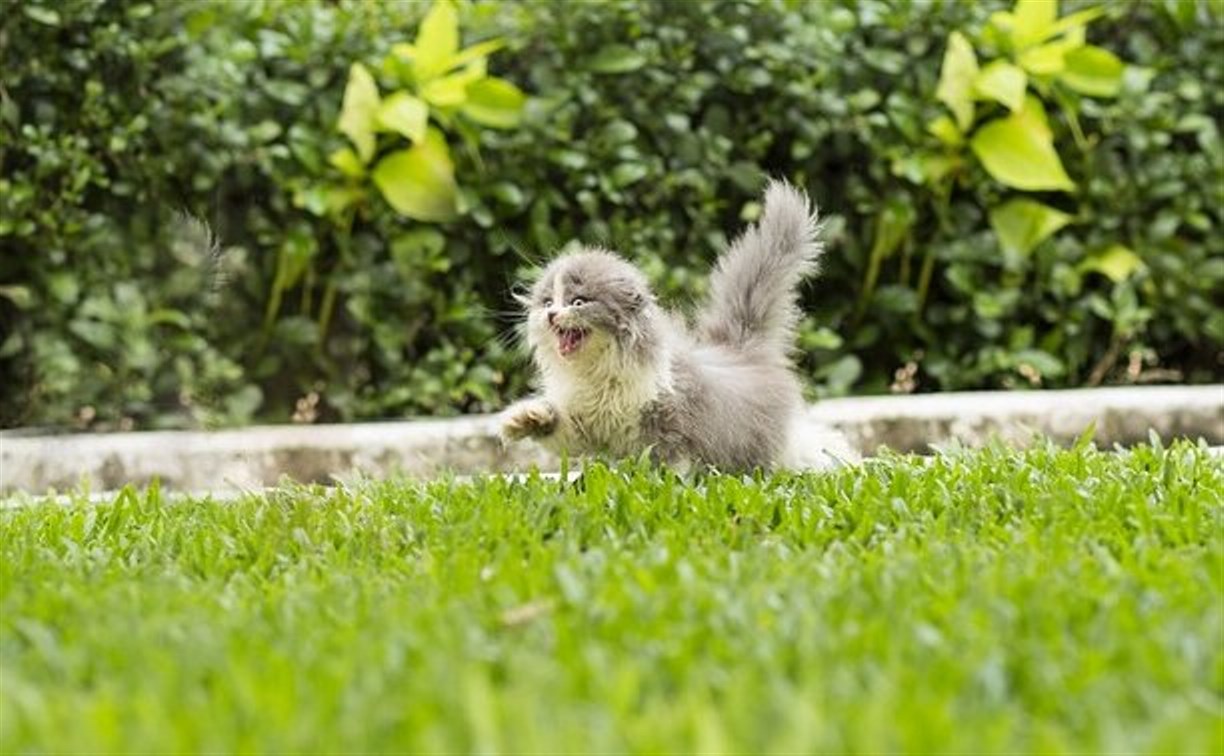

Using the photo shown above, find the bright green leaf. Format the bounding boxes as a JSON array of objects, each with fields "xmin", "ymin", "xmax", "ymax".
[
  {"xmin": 970, "ymin": 96, "xmax": 1075, "ymax": 191},
  {"xmin": 462, "ymin": 78, "xmax": 525, "ymax": 129},
  {"xmin": 1019, "ymin": 92, "xmax": 1052, "ymax": 131},
  {"xmin": 974, "ymin": 60, "xmax": 1028, "ymax": 111},
  {"xmin": 1060, "ymin": 45, "xmax": 1124, "ymax": 97},
  {"xmin": 590, "ymin": 44, "xmax": 647, "ymax": 74},
  {"xmin": 1017, "ymin": 27, "xmax": 1084, "ymax": 75},
  {"xmin": 328, "ymin": 147, "xmax": 366, "ymax": 178},
  {"xmin": 414, "ymin": 0, "xmax": 459, "ymax": 82},
  {"xmin": 1012, "ymin": 0, "xmax": 1058, "ymax": 49},
  {"xmin": 448, "ymin": 38, "xmax": 506, "ymax": 71},
  {"xmin": 921, "ymin": 154, "xmax": 962, "ymax": 184},
  {"xmin": 422, "ymin": 76, "xmax": 469, "ymax": 107},
  {"xmin": 985, "ymin": 11, "xmax": 1016, "ymax": 46},
  {"xmin": 371, "ymin": 127, "xmax": 458, "ymax": 222},
  {"xmin": 1080, "ymin": 244, "xmax": 1144, "ymax": 282},
  {"xmin": 1043, "ymin": 6, "xmax": 1108, "ymax": 40},
  {"xmin": 422, "ymin": 60, "xmax": 485, "ymax": 107},
  {"xmin": 338, "ymin": 63, "xmax": 380, "ymax": 163},
  {"xmin": 382, "ymin": 46, "xmax": 415, "ymax": 84},
  {"xmin": 927, "ymin": 115, "xmax": 964, "ymax": 145},
  {"xmin": 376, "ymin": 92, "xmax": 429, "ymax": 142},
  {"xmin": 989, "ymin": 198, "xmax": 1073, "ymax": 262},
  {"xmin": 936, "ymin": 32, "xmax": 978, "ymax": 132},
  {"xmin": 323, "ymin": 186, "xmax": 365, "ymax": 216}
]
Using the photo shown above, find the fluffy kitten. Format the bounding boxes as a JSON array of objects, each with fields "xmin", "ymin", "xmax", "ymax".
[{"xmin": 500, "ymin": 180, "xmax": 852, "ymax": 471}]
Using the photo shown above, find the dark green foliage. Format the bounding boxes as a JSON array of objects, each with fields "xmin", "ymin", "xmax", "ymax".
[{"xmin": 1, "ymin": 0, "xmax": 1220, "ymax": 429}]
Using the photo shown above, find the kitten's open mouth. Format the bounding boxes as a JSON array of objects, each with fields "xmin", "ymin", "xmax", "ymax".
[{"xmin": 556, "ymin": 327, "xmax": 588, "ymax": 357}]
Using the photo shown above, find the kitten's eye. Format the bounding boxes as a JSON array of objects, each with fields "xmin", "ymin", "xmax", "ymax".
[
  {"xmin": 542, "ymin": 297, "xmax": 553, "ymax": 307},
  {"xmin": 569, "ymin": 297, "xmax": 586, "ymax": 306}
]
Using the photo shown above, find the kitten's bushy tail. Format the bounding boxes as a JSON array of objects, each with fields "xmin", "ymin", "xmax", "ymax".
[{"xmin": 696, "ymin": 179, "xmax": 823, "ymax": 355}]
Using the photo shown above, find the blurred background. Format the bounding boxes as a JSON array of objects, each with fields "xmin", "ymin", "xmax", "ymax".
[{"xmin": 1, "ymin": 0, "xmax": 1220, "ymax": 432}]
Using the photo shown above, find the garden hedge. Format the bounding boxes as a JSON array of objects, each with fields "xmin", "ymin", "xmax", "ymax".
[{"xmin": 1, "ymin": 0, "xmax": 1220, "ymax": 430}]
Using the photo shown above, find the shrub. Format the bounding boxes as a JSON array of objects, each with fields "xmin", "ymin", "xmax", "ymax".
[{"xmin": 1, "ymin": 0, "xmax": 1219, "ymax": 430}]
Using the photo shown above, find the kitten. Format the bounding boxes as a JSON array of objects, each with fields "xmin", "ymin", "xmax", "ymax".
[{"xmin": 500, "ymin": 180, "xmax": 855, "ymax": 472}]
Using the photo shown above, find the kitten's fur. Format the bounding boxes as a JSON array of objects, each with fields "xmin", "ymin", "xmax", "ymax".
[{"xmin": 501, "ymin": 180, "xmax": 853, "ymax": 471}]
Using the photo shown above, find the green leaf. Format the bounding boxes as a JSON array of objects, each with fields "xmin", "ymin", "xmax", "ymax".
[
  {"xmin": 927, "ymin": 115, "xmax": 963, "ymax": 146},
  {"xmin": 1079, "ymin": 244, "xmax": 1144, "ymax": 283},
  {"xmin": 421, "ymin": 60, "xmax": 485, "ymax": 107},
  {"xmin": 936, "ymin": 32, "xmax": 978, "ymax": 132},
  {"xmin": 1073, "ymin": 420, "xmax": 1098, "ymax": 451},
  {"xmin": 989, "ymin": 198, "xmax": 1073, "ymax": 263},
  {"xmin": 1059, "ymin": 45, "xmax": 1124, "ymax": 97},
  {"xmin": 970, "ymin": 96, "xmax": 1075, "ymax": 191},
  {"xmin": 800, "ymin": 326, "xmax": 843, "ymax": 351},
  {"xmin": 294, "ymin": 183, "xmax": 365, "ymax": 217},
  {"xmin": 414, "ymin": 0, "xmax": 459, "ymax": 82},
  {"xmin": 892, "ymin": 152, "xmax": 962, "ymax": 186},
  {"xmin": 1012, "ymin": 348, "xmax": 1066, "ymax": 378},
  {"xmin": 461, "ymin": 78, "xmax": 525, "ymax": 129},
  {"xmin": 371, "ymin": 128, "xmax": 458, "ymax": 222},
  {"xmin": 973, "ymin": 61, "xmax": 1027, "ymax": 112},
  {"xmin": 328, "ymin": 147, "xmax": 366, "ymax": 178},
  {"xmin": 277, "ymin": 229, "xmax": 318, "ymax": 289},
  {"xmin": 391, "ymin": 228, "xmax": 449, "ymax": 277},
  {"xmin": 22, "ymin": 5, "xmax": 61, "ymax": 26},
  {"xmin": 1012, "ymin": 0, "xmax": 1058, "ymax": 49},
  {"xmin": 985, "ymin": 11, "xmax": 1016, "ymax": 46},
  {"xmin": 611, "ymin": 162, "xmax": 649, "ymax": 188},
  {"xmin": 0, "ymin": 285, "xmax": 32, "ymax": 309},
  {"xmin": 1043, "ymin": 6, "xmax": 1108, "ymax": 40},
  {"xmin": 818, "ymin": 355, "xmax": 862, "ymax": 392},
  {"xmin": 590, "ymin": 44, "xmax": 647, "ymax": 74},
  {"xmin": 871, "ymin": 201, "xmax": 916, "ymax": 261},
  {"xmin": 324, "ymin": 186, "xmax": 365, "ymax": 216},
  {"xmin": 490, "ymin": 181, "xmax": 525, "ymax": 208},
  {"xmin": 338, "ymin": 63, "xmax": 380, "ymax": 163},
  {"xmin": 447, "ymin": 38, "xmax": 506, "ymax": 71},
  {"xmin": 376, "ymin": 92, "xmax": 429, "ymax": 142},
  {"xmin": 1017, "ymin": 27, "xmax": 1084, "ymax": 75}
]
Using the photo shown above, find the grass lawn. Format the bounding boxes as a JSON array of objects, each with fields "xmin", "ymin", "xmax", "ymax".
[{"xmin": 2, "ymin": 439, "xmax": 1221, "ymax": 753}]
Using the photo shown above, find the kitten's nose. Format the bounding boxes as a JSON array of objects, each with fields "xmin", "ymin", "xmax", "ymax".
[{"xmin": 547, "ymin": 310, "xmax": 557, "ymax": 326}]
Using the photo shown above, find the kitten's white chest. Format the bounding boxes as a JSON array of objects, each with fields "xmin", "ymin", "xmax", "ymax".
[{"xmin": 547, "ymin": 357, "xmax": 667, "ymax": 456}]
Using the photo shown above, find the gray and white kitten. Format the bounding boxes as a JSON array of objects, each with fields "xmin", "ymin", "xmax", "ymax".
[{"xmin": 500, "ymin": 180, "xmax": 855, "ymax": 472}]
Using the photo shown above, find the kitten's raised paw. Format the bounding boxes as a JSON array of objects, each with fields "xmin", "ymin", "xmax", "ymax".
[{"xmin": 500, "ymin": 399, "xmax": 559, "ymax": 442}]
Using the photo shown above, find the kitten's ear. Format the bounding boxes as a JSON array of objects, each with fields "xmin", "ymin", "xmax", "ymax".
[
  {"xmin": 510, "ymin": 282, "xmax": 533, "ymax": 309},
  {"xmin": 612, "ymin": 279, "xmax": 649, "ymax": 312},
  {"xmin": 627, "ymin": 288, "xmax": 654, "ymax": 312}
]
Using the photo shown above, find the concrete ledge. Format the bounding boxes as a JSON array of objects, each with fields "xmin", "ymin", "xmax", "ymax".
[
  {"xmin": 807, "ymin": 384, "xmax": 1223, "ymax": 455},
  {"xmin": 2, "ymin": 385, "xmax": 1220, "ymax": 495}
]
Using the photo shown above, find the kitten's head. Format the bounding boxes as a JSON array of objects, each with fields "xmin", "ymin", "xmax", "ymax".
[{"xmin": 520, "ymin": 248, "xmax": 655, "ymax": 369}]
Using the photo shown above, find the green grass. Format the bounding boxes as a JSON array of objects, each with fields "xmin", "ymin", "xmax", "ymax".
[{"xmin": 2, "ymin": 440, "xmax": 1222, "ymax": 754}]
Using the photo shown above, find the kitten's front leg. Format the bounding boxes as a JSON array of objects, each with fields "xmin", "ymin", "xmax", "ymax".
[{"xmin": 500, "ymin": 397, "xmax": 560, "ymax": 442}]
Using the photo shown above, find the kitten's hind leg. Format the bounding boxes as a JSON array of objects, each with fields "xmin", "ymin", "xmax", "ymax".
[{"xmin": 500, "ymin": 397, "xmax": 560, "ymax": 442}]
